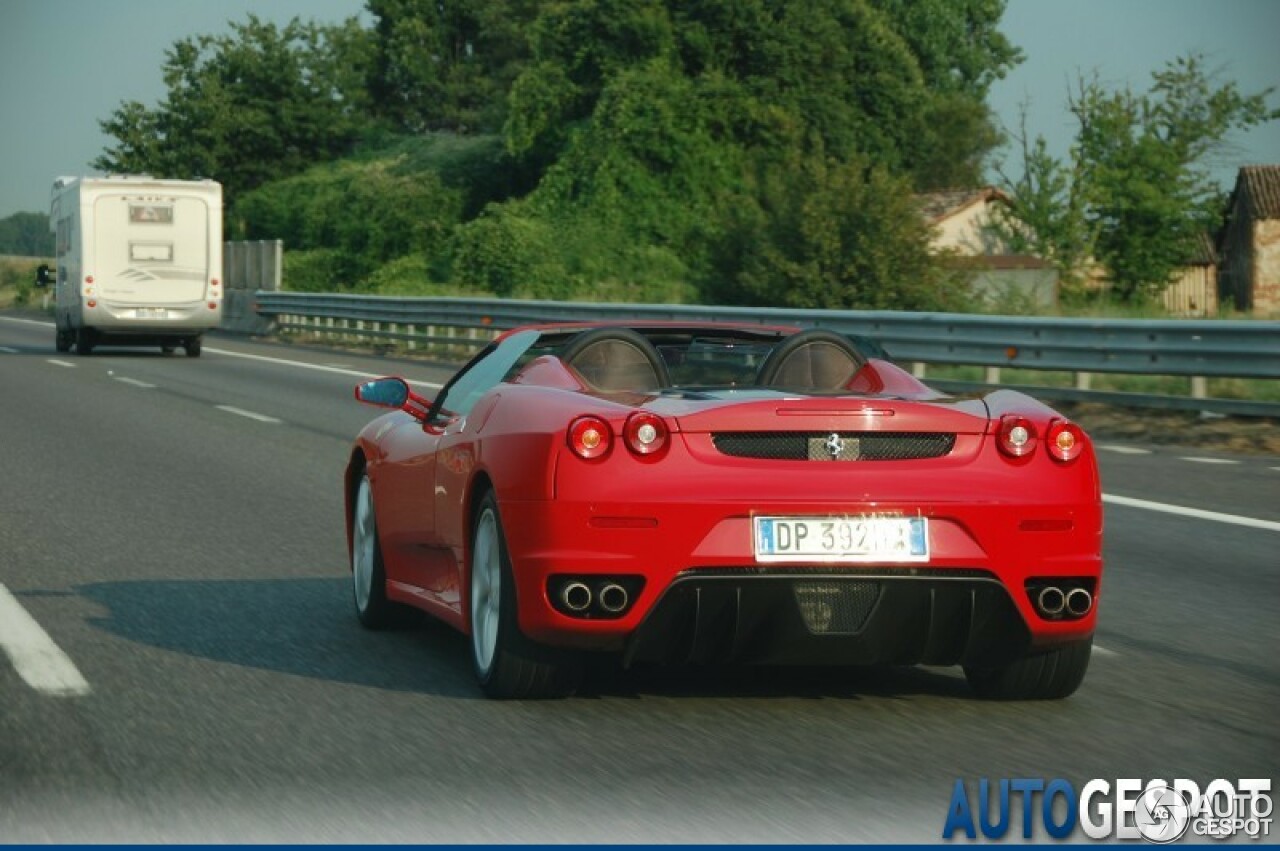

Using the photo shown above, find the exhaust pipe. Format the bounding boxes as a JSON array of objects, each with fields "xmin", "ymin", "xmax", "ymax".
[
  {"xmin": 598, "ymin": 582, "xmax": 629, "ymax": 614},
  {"xmin": 1037, "ymin": 586, "xmax": 1066, "ymax": 617},
  {"xmin": 1066, "ymin": 587, "xmax": 1093, "ymax": 617},
  {"xmin": 560, "ymin": 582, "xmax": 592, "ymax": 613}
]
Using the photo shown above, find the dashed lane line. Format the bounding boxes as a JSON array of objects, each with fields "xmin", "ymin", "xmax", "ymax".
[
  {"xmin": 113, "ymin": 376, "xmax": 156, "ymax": 389},
  {"xmin": 0, "ymin": 317, "xmax": 444, "ymax": 390},
  {"xmin": 1097, "ymin": 445, "xmax": 1152, "ymax": 455},
  {"xmin": 203, "ymin": 345, "xmax": 443, "ymax": 390},
  {"xmin": 0, "ymin": 584, "xmax": 91, "ymax": 697},
  {"xmin": 1179, "ymin": 457, "xmax": 1241, "ymax": 466},
  {"xmin": 1103, "ymin": 494, "xmax": 1280, "ymax": 533},
  {"xmin": 215, "ymin": 404, "xmax": 283, "ymax": 424},
  {"xmin": 1092, "ymin": 645, "xmax": 1118, "ymax": 658},
  {"xmin": 47, "ymin": 359, "xmax": 75, "ymax": 368}
]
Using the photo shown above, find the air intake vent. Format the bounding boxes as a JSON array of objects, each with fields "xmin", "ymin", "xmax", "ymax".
[{"xmin": 712, "ymin": 432, "xmax": 956, "ymax": 461}]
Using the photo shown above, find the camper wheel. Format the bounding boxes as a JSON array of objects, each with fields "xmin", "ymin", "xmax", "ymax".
[
  {"xmin": 74, "ymin": 328, "xmax": 96, "ymax": 356},
  {"xmin": 184, "ymin": 336, "xmax": 202, "ymax": 358}
]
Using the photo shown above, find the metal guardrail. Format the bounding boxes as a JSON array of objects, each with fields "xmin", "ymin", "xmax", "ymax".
[{"xmin": 253, "ymin": 291, "xmax": 1280, "ymax": 415}]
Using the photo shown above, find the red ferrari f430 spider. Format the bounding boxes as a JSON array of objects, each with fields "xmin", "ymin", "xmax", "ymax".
[{"xmin": 345, "ymin": 323, "xmax": 1102, "ymax": 699}]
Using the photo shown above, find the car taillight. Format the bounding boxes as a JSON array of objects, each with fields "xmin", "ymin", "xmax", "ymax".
[
  {"xmin": 624, "ymin": 412, "xmax": 668, "ymax": 456},
  {"xmin": 1046, "ymin": 419, "xmax": 1085, "ymax": 462},
  {"xmin": 568, "ymin": 416, "xmax": 612, "ymax": 459},
  {"xmin": 998, "ymin": 415, "xmax": 1037, "ymax": 457}
]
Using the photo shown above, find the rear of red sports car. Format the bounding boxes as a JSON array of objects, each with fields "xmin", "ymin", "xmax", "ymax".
[{"xmin": 348, "ymin": 324, "xmax": 1102, "ymax": 700}]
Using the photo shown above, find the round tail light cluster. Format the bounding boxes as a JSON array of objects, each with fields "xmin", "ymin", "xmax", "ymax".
[
  {"xmin": 623, "ymin": 412, "xmax": 668, "ymax": 455},
  {"xmin": 568, "ymin": 413, "xmax": 670, "ymax": 460},
  {"xmin": 568, "ymin": 416, "xmax": 611, "ymax": 459},
  {"xmin": 997, "ymin": 415, "xmax": 1037, "ymax": 457},
  {"xmin": 1047, "ymin": 419, "xmax": 1085, "ymax": 462},
  {"xmin": 997, "ymin": 415, "xmax": 1086, "ymax": 462}
]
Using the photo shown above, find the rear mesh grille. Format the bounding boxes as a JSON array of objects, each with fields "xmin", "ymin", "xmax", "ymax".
[
  {"xmin": 793, "ymin": 581, "xmax": 882, "ymax": 634},
  {"xmin": 712, "ymin": 432, "xmax": 956, "ymax": 461}
]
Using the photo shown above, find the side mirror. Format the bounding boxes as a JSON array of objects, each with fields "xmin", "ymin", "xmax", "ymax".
[
  {"xmin": 34, "ymin": 264, "xmax": 53, "ymax": 288},
  {"xmin": 355, "ymin": 377, "xmax": 410, "ymax": 408},
  {"xmin": 354, "ymin": 377, "xmax": 432, "ymax": 422}
]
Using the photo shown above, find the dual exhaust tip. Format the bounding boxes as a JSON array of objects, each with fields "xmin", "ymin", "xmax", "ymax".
[
  {"xmin": 1035, "ymin": 585, "xmax": 1093, "ymax": 619},
  {"xmin": 554, "ymin": 578, "xmax": 637, "ymax": 618}
]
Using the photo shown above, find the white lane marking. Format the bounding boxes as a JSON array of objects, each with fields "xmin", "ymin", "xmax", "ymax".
[
  {"xmin": 1092, "ymin": 644, "xmax": 1118, "ymax": 658},
  {"xmin": 1179, "ymin": 456, "xmax": 1240, "ymax": 466},
  {"xmin": 204, "ymin": 345, "xmax": 443, "ymax": 390},
  {"xmin": 0, "ymin": 584, "xmax": 91, "ymax": 697},
  {"xmin": 1103, "ymin": 493, "xmax": 1280, "ymax": 533},
  {"xmin": 1272, "ymin": 467, "xmax": 1280, "ymax": 473},
  {"xmin": 215, "ymin": 404, "xmax": 283, "ymax": 424},
  {"xmin": 113, "ymin": 376, "xmax": 156, "ymax": 389},
  {"xmin": 1097, "ymin": 445, "xmax": 1151, "ymax": 455},
  {"xmin": 0, "ymin": 319, "xmax": 445, "ymax": 389},
  {"xmin": 0, "ymin": 346, "xmax": 18, "ymax": 353},
  {"xmin": 47, "ymin": 359, "xmax": 76, "ymax": 368}
]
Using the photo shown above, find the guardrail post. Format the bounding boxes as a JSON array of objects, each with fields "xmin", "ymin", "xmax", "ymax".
[
  {"xmin": 1191, "ymin": 376, "xmax": 1208, "ymax": 399},
  {"xmin": 912, "ymin": 362, "xmax": 927, "ymax": 379},
  {"xmin": 1075, "ymin": 372, "xmax": 1092, "ymax": 391},
  {"xmin": 408, "ymin": 325, "xmax": 416, "ymax": 351},
  {"xmin": 985, "ymin": 366, "xmax": 1001, "ymax": 385}
]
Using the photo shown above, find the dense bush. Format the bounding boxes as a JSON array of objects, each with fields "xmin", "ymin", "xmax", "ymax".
[{"xmin": 234, "ymin": 155, "xmax": 464, "ymax": 290}]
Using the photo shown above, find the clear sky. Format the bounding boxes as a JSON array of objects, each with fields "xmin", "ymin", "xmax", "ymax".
[{"xmin": 1, "ymin": 0, "xmax": 1278, "ymax": 219}]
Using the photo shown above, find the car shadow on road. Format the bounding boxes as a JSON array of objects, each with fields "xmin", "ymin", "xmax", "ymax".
[
  {"xmin": 77, "ymin": 576, "xmax": 480, "ymax": 698},
  {"xmin": 77, "ymin": 577, "xmax": 976, "ymax": 702},
  {"xmin": 581, "ymin": 659, "xmax": 974, "ymax": 700}
]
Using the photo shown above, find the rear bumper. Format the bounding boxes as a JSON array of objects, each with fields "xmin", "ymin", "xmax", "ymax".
[
  {"xmin": 499, "ymin": 496, "xmax": 1101, "ymax": 663},
  {"xmin": 79, "ymin": 299, "xmax": 221, "ymax": 333},
  {"xmin": 624, "ymin": 571, "xmax": 1031, "ymax": 668}
]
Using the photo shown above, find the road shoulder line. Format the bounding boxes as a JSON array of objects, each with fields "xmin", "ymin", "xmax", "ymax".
[{"xmin": 0, "ymin": 584, "xmax": 92, "ymax": 697}]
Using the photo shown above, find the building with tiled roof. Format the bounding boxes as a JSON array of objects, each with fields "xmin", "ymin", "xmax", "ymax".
[
  {"xmin": 1219, "ymin": 165, "xmax": 1280, "ymax": 315},
  {"xmin": 914, "ymin": 187, "xmax": 1057, "ymax": 309}
]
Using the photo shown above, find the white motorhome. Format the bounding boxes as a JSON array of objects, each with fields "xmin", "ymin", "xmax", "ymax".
[{"xmin": 35, "ymin": 175, "xmax": 223, "ymax": 356}]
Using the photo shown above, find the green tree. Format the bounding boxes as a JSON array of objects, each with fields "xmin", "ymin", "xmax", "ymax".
[
  {"xmin": 997, "ymin": 55, "xmax": 1278, "ymax": 302},
  {"xmin": 95, "ymin": 15, "xmax": 374, "ymax": 202},
  {"xmin": 711, "ymin": 148, "xmax": 967, "ymax": 311},
  {"xmin": 366, "ymin": 0, "xmax": 541, "ymax": 134},
  {"xmin": 0, "ymin": 212, "xmax": 54, "ymax": 257},
  {"xmin": 990, "ymin": 105, "xmax": 1096, "ymax": 292}
]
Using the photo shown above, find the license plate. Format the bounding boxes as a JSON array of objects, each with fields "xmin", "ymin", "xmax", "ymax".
[
  {"xmin": 753, "ymin": 516, "xmax": 928, "ymax": 563},
  {"xmin": 135, "ymin": 308, "xmax": 166, "ymax": 319}
]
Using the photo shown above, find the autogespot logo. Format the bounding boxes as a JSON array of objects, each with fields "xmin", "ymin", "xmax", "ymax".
[{"xmin": 942, "ymin": 778, "xmax": 1273, "ymax": 842}]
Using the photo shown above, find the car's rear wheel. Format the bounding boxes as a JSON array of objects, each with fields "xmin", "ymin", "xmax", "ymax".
[
  {"xmin": 471, "ymin": 490, "xmax": 581, "ymax": 699},
  {"xmin": 351, "ymin": 472, "xmax": 398, "ymax": 629},
  {"xmin": 964, "ymin": 638, "xmax": 1092, "ymax": 700}
]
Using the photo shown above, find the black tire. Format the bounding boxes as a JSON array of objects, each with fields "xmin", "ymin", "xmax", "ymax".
[
  {"xmin": 964, "ymin": 638, "xmax": 1093, "ymax": 700},
  {"xmin": 74, "ymin": 327, "xmax": 95, "ymax": 356},
  {"xmin": 470, "ymin": 490, "xmax": 581, "ymax": 699},
  {"xmin": 55, "ymin": 328, "xmax": 72, "ymax": 353},
  {"xmin": 350, "ymin": 472, "xmax": 399, "ymax": 629},
  {"xmin": 184, "ymin": 336, "xmax": 202, "ymax": 358}
]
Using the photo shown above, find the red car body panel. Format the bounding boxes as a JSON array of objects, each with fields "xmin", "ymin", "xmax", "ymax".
[{"xmin": 346, "ymin": 324, "xmax": 1103, "ymax": 669}]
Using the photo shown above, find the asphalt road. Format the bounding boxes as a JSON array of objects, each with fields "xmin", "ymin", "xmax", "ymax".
[{"xmin": 1, "ymin": 314, "xmax": 1277, "ymax": 843}]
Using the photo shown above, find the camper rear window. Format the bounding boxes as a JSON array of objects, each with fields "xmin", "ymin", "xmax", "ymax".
[{"xmin": 130, "ymin": 204, "xmax": 174, "ymax": 224}]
